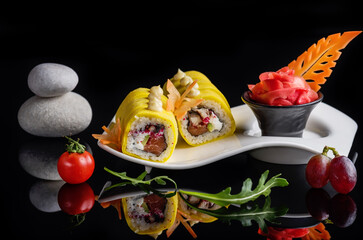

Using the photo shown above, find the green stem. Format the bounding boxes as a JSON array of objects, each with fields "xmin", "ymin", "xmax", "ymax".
[
  {"xmin": 322, "ymin": 146, "xmax": 340, "ymax": 157},
  {"xmin": 65, "ymin": 136, "xmax": 86, "ymax": 153},
  {"xmin": 103, "ymin": 167, "xmax": 178, "ymax": 198}
]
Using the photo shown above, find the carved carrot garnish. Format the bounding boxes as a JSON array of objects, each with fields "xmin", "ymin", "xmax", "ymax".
[
  {"xmin": 288, "ymin": 31, "xmax": 361, "ymax": 92},
  {"xmin": 166, "ymin": 79, "xmax": 204, "ymax": 120},
  {"xmin": 302, "ymin": 222, "xmax": 331, "ymax": 240}
]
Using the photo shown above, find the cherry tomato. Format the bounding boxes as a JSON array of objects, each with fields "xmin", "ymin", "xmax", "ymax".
[
  {"xmin": 58, "ymin": 182, "xmax": 95, "ymax": 215},
  {"xmin": 58, "ymin": 151, "xmax": 95, "ymax": 184}
]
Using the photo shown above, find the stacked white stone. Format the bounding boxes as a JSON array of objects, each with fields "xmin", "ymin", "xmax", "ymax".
[{"xmin": 18, "ymin": 63, "xmax": 92, "ymax": 137}]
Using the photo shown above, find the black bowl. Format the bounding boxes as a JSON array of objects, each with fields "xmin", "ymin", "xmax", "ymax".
[{"xmin": 241, "ymin": 91, "xmax": 323, "ymax": 137}]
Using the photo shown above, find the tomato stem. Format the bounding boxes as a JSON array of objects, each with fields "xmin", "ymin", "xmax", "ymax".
[{"xmin": 65, "ymin": 136, "xmax": 86, "ymax": 153}]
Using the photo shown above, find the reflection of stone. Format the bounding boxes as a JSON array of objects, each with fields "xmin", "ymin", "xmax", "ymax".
[
  {"xmin": 19, "ymin": 137, "xmax": 92, "ymax": 180},
  {"xmin": 18, "ymin": 92, "xmax": 92, "ymax": 137},
  {"xmin": 29, "ymin": 180, "xmax": 64, "ymax": 213},
  {"xmin": 18, "ymin": 63, "xmax": 92, "ymax": 137}
]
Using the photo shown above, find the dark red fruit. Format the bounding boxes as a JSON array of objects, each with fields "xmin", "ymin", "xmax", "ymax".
[
  {"xmin": 329, "ymin": 156, "xmax": 357, "ymax": 194},
  {"xmin": 305, "ymin": 154, "xmax": 331, "ymax": 188}
]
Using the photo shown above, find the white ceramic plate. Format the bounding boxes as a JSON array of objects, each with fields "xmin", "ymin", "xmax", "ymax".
[{"xmin": 97, "ymin": 103, "xmax": 357, "ymax": 169}]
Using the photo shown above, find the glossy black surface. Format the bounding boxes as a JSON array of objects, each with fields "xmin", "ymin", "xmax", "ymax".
[
  {"xmin": 242, "ymin": 91, "xmax": 323, "ymax": 137},
  {"xmin": 6, "ymin": 2, "xmax": 363, "ymax": 239}
]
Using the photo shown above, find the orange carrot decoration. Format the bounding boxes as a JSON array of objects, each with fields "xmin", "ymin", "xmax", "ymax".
[
  {"xmin": 166, "ymin": 79, "xmax": 204, "ymax": 120},
  {"xmin": 99, "ymin": 199, "xmax": 123, "ymax": 220},
  {"xmin": 288, "ymin": 31, "xmax": 361, "ymax": 92},
  {"xmin": 175, "ymin": 211, "xmax": 198, "ymax": 239},
  {"xmin": 92, "ymin": 118, "xmax": 122, "ymax": 151},
  {"xmin": 302, "ymin": 223, "xmax": 331, "ymax": 240}
]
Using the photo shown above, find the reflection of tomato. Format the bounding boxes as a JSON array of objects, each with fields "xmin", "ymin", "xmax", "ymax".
[
  {"xmin": 258, "ymin": 227, "xmax": 309, "ymax": 239},
  {"xmin": 58, "ymin": 151, "xmax": 95, "ymax": 184},
  {"xmin": 58, "ymin": 182, "xmax": 95, "ymax": 215}
]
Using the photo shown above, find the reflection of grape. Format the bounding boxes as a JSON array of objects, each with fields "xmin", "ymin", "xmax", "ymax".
[
  {"xmin": 305, "ymin": 154, "xmax": 331, "ymax": 188},
  {"xmin": 306, "ymin": 188, "xmax": 330, "ymax": 221},
  {"xmin": 330, "ymin": 194, "xmax": 357, "ymax": 228},
  {"xmin": 329, "ymin": 156, "xmax": 357, "ymax": 194}
]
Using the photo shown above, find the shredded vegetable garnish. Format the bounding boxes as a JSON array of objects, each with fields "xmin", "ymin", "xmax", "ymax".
[
  {"xmin": 92, "ymin": 118, "xmax": 122, "ymax": 151},
  {"xmin": 166, "ymin": 79, "xmax": 204, "ymax": 120}
]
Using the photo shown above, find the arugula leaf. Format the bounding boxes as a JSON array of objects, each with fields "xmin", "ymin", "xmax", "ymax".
[
  {"xmin": 179, "ymin": 170, "xmax": 288, "ymax": 207},
  {"xmin": 179, "ymin": 193, "xmax": 288, "ymax": 233},
  {"xmin": 136, "ymin": 171, "xmax": 148, "ymax": 180},
  {"xmin": 104, "ymin": 167, "xmax": 178, "ymax": 198}
]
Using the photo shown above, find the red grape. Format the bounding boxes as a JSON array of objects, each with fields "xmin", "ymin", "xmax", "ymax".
[
  {"xmin": 305, "ymin": 154, "xmax": 331, "ymax": 188},
  {"xmin": 329, "ymin": 156, "xmax": 357, "ymax": 194}
]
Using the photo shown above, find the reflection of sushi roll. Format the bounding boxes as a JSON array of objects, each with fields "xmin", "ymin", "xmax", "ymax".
[
  {"xmin": 165, "ymin": 70, "xmax": 236, "ymax": 146},
  {"xmin": 115, "ymin": 86, "xmax": 178, "ymax": 162},
  {"xmin": 178, "ymin": 193, "xmax": 220, "ymax": 223},
  {"xmin": 122, "ymin": 193, "xmax": 178, "ymax": 237}
]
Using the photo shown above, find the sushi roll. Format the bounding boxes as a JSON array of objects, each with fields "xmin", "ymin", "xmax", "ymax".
[
  {"xmin": 114, "ymin": 86, "xmax": 178, "ymax": 162},
  {"xmin": 178, "ymin": 193, "xmax": 221, "ymax": 223},
  {"xmin": 93, "ymin": 85, "xmax": 178, "ymax": 162},
  {"xmin": 122, "ymin": 193, "xmax": 178, "ymax": 237},
  {"xmin": 165, "ymin": 69, "xmax": 236, "ymax": 146}
]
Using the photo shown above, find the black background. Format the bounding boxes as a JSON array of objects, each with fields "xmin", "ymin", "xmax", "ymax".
[{"xmin": 5, "ymin": 1, "xmax": 363, "ymax": 239}]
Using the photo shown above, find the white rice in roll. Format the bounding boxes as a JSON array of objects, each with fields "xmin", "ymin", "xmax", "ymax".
[
  {"xmin": 179, "ymin": 100, "xmax": 233, "ymax": 145},
  {"xmin": 126, "ymin": 117, "xmax": 176, "ymax": 161}
]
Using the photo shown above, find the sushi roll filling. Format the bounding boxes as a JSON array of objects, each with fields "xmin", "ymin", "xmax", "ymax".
[
  {"xmin": 129, "ymin": 124, "xmax": 167, "ymax": 156},
  {"xmin": 129, "ymin": 194, "xmax": 167, "ymax": 223},
  {"xmin": 186, "ymin": 108, "xmax": 223, "ymax": 136}
]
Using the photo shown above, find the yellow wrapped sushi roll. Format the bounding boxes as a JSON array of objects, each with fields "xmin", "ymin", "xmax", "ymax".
[
  {"xmin": 94, "ymin": 86, "xmax": 178, "ymax": 162},
  {"xmin": 177, "ymin": 193, "xmax": 220, "ymax": 223},
  {"xmin": 165, "ymin": 69, "xmax": 236, "ymax": 146},
  {"xmin": 122, "ymin": 193, "xmax": 178, "ymax": 237},
  {"xmin": 116, "ymin": 86, "xmax": 178, "ymax": 162}
]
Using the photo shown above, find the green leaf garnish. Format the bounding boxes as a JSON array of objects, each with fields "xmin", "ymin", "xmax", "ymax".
[
  {"xmin": 104, "ymin": 167, "xmax": 178, "ymax": 198},
  {"xmin": 179, "ymin": 170, "xmax": 289, "ymax": 207}
]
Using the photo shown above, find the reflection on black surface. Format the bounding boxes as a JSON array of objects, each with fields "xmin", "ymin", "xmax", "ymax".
[
  {"xmin": 258, "ymin": 222, "xmax": 331, "ymax": 239},
  {"xmin": 57, "ymin": 182, "xmax": 95, "ymax": 228},
  {"xmin": 58, "ymin": 182, "xmax": 95, "ymax": 216},
  {"xmin": 18, "ymin": 146, "xmax": 358, "ymax": 239},
  {"xmin": 306, "ymin": 188, "xmax": 331, "ymax": 221},
  {"xmin": 305, "ymin": 188, "xmax": 358, "ymax": 227},
  {"xmin": 29, "ymin": 180, "xmax": 64, "ymax": 212},
  {"xmin": 329, "ymin": 194, "xmax": 357, "ymax": 228},
  {"xmin": 98, "ymin": 187, "xmax": 288, "ymax": 239},
  {"xmin": 95, "ymin": 164, "xmax": 306, "ymax": 238}
]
